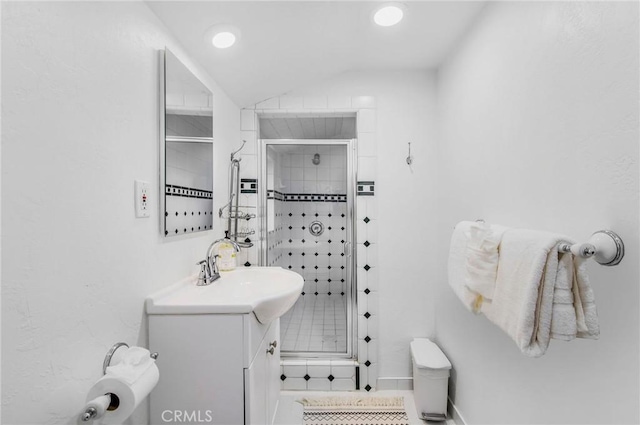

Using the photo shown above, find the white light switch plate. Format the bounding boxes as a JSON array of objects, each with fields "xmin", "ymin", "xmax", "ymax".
[{"xmin": 135, "ymin": 180, "xmax": 150, "ymax": 218}]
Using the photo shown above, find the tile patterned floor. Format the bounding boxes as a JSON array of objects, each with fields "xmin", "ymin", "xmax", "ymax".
[
  {"xmin": 274, "ymin": 390, "xmax": 456, "ymax": 425},
  {"xmin": 280, "ymin": 294, "xmax": 347, "ymax": 353}
]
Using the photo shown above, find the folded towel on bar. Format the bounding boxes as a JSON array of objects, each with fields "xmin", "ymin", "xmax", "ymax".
[
  {"xmin": 573, "ymin": 258, "xmax": 600, "ymax": 339},
  {"xmin": 484, "ymin": 228, "xmax": 599, "ymax": 357},
  {"xmin": 465, "ymin": 221, "xmax": 507, "ymax": 312},
  {"xmin": 448, "ymin": 221, "xmax": 507, "ymax": 314}
]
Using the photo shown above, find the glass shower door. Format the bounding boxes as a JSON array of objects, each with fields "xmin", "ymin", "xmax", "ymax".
[{"xmin": 261, "ymin": 140, "xmax": 355, "ymax": 358}]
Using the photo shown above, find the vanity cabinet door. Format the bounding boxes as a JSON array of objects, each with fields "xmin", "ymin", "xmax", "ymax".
[
  {"xmin": 149, "ymin": 314, "xmax": 245, "ymax": 425},
  {"xmin": 245, "ymin": 326, "xmax": 269, "ymax": 425},
  {"xmin": 265, "ymin": 320, "xmax": 280, "ymax": 424},
  {"xmin": 244, "ymin": 319, "xmax": 280, "ymax": 425}
]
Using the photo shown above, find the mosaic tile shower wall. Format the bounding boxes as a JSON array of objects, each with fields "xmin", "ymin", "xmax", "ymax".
[
  {"xmin": 282, "ymin": 200, "xmax": 348, "ymax": 296},
  {"xmin": 276, "ymin": 145, "xmax": 348, "ymax": 292}
]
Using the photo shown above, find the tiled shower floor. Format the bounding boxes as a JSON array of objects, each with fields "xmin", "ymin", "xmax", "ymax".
[{"xmin": 280, "ymin": 294, "xmax": 347, "ymax": 352}]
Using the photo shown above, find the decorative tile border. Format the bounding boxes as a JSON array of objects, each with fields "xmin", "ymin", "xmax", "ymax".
[
  {"xmin": 165, "ymin": 184, "xmax": 212, "ymax": 199},
  {"xmin": 240, "ymin": 178, "xmax": 258, "ymax": 194},
  {"xmin": 267, "ymin": 189, "xmax": 286, "ymax": 201},
  {"xmin": 357, "ymin": 196, "xmax": 378, "ymax": 392},
  {"xmin": 357, "ymin": 181, "xmax": 375, "ymax": 196},
  {"xmin": 284, "ymin": 193, "xmax": 346, "ymax": 203},
  {"xmin": 266, "ymin": 190, "xmax": 347, "ymax": 203},
  {"xmin": 280, "ymin": 359, "xmax": 358, "ymax": 391}
]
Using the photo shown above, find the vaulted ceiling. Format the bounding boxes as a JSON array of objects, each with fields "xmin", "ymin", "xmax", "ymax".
[{"xmin": 148, "ymin": 1, "xmax": 485, "ymax": 107}]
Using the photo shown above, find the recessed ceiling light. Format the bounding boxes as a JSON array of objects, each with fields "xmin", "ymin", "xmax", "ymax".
[
  {"xmin": 373, "ymin": 4, "xmax": 405, "ymax": 27},
  {"xmin": 212, "ymin": 31, "xmax": 236, "ymax": 49},
  {"xmin": 204, "ymin": 24, "xmax": 241, "ymax": 50}
]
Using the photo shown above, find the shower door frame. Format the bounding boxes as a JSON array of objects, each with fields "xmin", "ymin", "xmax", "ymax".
[{"xmin": 258, "ymin": 138, "xmax": 358, "ymax": 360}]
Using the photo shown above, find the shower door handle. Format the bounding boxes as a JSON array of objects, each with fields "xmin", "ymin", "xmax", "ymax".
[{"xmin": 343, "ymin": 242, "xmax": 352, "ymax": 257}]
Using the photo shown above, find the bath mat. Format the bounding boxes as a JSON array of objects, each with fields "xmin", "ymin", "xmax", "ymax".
[{"xmin": 298, "ymin": 396, "xmax": 410, "ymax": 425}]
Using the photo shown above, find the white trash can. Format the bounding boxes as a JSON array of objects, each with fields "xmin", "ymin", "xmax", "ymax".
[{"xmin": 411, "ymin": 338, "xmax": 452, "ymax": 422}]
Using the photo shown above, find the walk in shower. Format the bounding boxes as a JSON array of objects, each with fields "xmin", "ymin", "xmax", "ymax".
[{"xmin": 260, "ymin": 135, "xmax": 357, "ymax": 359}]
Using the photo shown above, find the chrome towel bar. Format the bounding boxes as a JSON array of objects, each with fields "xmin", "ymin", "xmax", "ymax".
[{"xmin": 472, "ymin": 220, "xmax": 625, "ymax": 267}]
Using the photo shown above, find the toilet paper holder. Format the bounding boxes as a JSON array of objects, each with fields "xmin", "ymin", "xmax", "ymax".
[
  {"xmin": 102, "ymin": 342, "xmax": 159, "ymax": 375},
  {"xmin": 81, "ymin": 343, "xmax": 159, "ymax": 422}
]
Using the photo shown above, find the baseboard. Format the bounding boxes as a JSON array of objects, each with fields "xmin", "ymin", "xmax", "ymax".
[
  {"xmin": 448, "ymin": 398, "xmax": 467, "ymax": 425},
  {"xmin": 375, "ymin": 377, "xmax": 413, "ymax": 391}
]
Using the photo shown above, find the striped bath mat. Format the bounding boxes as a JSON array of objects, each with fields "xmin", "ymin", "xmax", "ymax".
[{"xmin": 298, "ymin": 396, "xmax": 410, "ymax": 425}]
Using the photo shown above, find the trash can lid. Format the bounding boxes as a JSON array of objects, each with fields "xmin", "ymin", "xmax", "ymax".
[{"xmin": 411, "ymin": 338, "xmax": 451, "ymax": 370}]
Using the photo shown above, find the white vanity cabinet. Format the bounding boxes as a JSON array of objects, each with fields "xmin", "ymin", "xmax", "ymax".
[{"xmin": 148, "ymin": 313, "xmax": 280, "ymax": 425}]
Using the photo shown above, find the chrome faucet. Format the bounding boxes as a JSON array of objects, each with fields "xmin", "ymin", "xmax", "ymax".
[{"xmin": 196, "ymin": 237, "xmax": 241, "ymax": 286}]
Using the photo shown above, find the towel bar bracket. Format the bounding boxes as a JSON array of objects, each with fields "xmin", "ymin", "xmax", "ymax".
[
  {"xmin": 591, "ymin": 230, "xmax": 624, "ymax": 266},
  {"xmin": 558, "ymin": 230, "xmax": 624, "ymax": 267}
]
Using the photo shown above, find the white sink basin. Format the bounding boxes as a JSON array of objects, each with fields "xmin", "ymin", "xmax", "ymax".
[{"xmin": 146, "ymin": 267, "xmax": 303, "ymax": 324}]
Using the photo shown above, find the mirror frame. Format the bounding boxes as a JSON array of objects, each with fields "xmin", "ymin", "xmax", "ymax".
[{"xmin": 159, "ymin": 48, "xmax": 214, "ymax": 238}]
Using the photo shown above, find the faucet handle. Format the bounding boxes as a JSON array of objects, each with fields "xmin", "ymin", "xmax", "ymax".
[
  {"xmin": 196, "ymin": 260, "xmax": 207, "ymax": 286},
  {"xmin": 209, "ymin": 254, "xmax": 220, "ymax": 275}
]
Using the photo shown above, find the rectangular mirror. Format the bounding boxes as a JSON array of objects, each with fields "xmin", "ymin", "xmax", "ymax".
[{"xmin": 160, "ymin": 48, "xmax": 214, "ymax": 237}]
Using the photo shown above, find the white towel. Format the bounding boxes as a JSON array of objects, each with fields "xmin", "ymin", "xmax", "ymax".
[
  {"xmin": 549, "ymin": 252, "xmax": 578, "ymax": 341},
  {"xmin": 572, "ymin": 257, "xmax": 600, "ymax": 340},
  {"xmin": 465, "ymin": 221, "xmax": 507, "ymax": 312},
  {"xmin": 448, "ymin": 222, "xmax": 477, "ymax": 311},
  {"xmin": 448, "ymin": 221, "xmax": 506, "ymax": 314},
  {"xmin": 485, "ymin": 228, "xmax": 599, "ymax": 357}
]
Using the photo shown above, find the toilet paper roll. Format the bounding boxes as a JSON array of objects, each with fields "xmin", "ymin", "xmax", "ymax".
[{"xmin": 87, "ymin": 363, "xmax": 159, "ymax": 424}]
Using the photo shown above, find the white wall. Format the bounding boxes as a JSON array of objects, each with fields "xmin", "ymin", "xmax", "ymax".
[
  {"xmin": 286, "ymin": 71, "xmax": 440, "ymax": 380},
  {"xmin": 1, "ymin": 2, "xmax": 239, "ymax": 424},
  {"xmin": 436, "ymin": 2, "xmax": 639, "ymax": 424}
]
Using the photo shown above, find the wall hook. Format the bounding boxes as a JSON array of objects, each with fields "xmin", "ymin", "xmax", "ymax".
[
  {"xmin": 230, "ymin": 140, "xmax": 246, "ymax": 161},
  {"xmin": 406, "ymin": 142, "xmax": 413, "ymax": 165}
]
